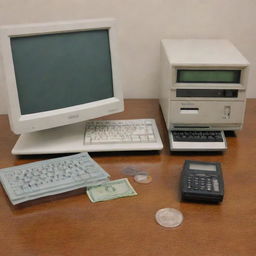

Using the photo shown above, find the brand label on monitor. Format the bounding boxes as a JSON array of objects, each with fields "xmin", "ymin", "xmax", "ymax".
[{"xmin": 68, "ymin": 114, "xmax": 79, "ymax": 119}]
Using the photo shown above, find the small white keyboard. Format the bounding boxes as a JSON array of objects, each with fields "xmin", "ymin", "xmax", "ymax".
[
  {"xmin": 169, "ymin": 130, "xmax": 227, "ymax": 151},
  {"xmin": 83, "ymin": 119, "xmax": 163, "ymax": 151},
  {"xmin": 0, "ymin": 153, "xmax": 110, "ymax": 205}
]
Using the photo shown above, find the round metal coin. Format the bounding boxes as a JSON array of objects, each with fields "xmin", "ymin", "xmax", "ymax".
[
  {"xmin": 122, "ymin": 167, "xmax": 138, "ymax": 176},
  {"xmin": 155, "ymin": 208, "xmax": 183, "ymax": 228},
  {"xmin": 122, "ymin": 167, "xmax": 148, "ymax": 177},
  {"xmin": 134, "ymin": 174, "xmax": 152, "ymax": 184}
]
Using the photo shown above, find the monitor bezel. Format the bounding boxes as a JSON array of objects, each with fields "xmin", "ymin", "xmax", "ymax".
[{"xmin": 0, "ymin": 18, "xmax": 123, "ymax": 134}]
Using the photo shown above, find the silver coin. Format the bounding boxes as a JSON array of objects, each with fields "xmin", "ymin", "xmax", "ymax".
[
  {"xmin": 134, "ymin": 174, "xmax": 152, "ymax": 184},
  {"xmin": 136, "ymin": 171, "xmax": 148, "ymax": 176},
  {"xmin": 155, "ymin": 208, "xmax": 183, "ymax": 228},
  {"xmin": 122, "ymin": 167, "xmax": 148, "ymax": 176},
  {"xmin": 122, "ymin": 167, "xmax": 138, "ymax": 176}
]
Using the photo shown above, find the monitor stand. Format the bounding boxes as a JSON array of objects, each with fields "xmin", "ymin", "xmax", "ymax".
[{"xmin": 12, "ymin": 122, "xmax": 87, "ymax": 155}]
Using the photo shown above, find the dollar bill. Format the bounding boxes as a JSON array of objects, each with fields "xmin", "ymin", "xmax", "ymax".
[{"xmin": 86, "ymin": 178, "xmax": 137, "ymax": 202}]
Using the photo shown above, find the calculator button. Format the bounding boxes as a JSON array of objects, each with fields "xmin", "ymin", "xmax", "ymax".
[{"xmin": 212, "ymin": 178, "xmax": 220, "ymax": 192}]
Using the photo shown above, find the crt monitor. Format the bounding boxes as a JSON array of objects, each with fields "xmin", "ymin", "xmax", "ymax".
[{"xmin": 0, "ymin": 18, "xmax": 124, "ymax": 154}]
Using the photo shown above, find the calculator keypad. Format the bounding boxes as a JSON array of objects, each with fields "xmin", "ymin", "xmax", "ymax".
[{"xmin": 187, "ymin": 174, "xmax": 219, "ymax": 192}]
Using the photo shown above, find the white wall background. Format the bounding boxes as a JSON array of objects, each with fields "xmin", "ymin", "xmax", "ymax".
[{"xmin": 0, "ymin": 0, "xmax": 255, "ymax": 114}]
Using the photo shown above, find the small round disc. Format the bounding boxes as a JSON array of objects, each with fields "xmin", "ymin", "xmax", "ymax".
[
  {"xmin": 155, "ymin": 208, "xmax": 183, "ymax": 228},
  {"xmin": 134, "ymin": 174, "xmax": 152, "ymax": 184},
  {"xmin": 122, "ymin": 167, "xmax": 148, "ymax": 177},
  {"xmin": 122, "ymin": 167, "xmax": 138, "ymax": 176}
]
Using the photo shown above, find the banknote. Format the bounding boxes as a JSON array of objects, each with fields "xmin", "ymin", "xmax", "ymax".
[{"xmin": 87, "ymin": 178, "xmax": 137, "ymax": 202}]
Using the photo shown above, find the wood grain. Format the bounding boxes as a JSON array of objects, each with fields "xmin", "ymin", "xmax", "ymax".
[{"xmin": 0, "ymin": 99, "xmax": 255, "ymax": 256}]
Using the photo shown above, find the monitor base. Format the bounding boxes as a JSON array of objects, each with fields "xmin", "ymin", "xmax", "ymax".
[
  {"xmin": 12, "ymin": 122, "xmax": 86, "ymax": 155},
  {"xmin": 12, "ymin": 119, "xmax": 164, "ymax": 155}
]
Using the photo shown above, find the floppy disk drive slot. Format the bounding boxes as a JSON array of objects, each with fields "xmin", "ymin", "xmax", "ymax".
[{"xmin": 180, "ymin": 108, "xmax": 199, "ymax": 114}]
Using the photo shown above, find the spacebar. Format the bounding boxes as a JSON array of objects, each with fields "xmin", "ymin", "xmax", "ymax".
[{"xmin": 90, "ymin": 139, "xmax": 132, "ymax": 144}]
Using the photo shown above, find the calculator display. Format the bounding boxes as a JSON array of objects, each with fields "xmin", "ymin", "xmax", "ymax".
[{"xmin": 189, "ymin": 163, "xmax": 216, "ymax": 171}]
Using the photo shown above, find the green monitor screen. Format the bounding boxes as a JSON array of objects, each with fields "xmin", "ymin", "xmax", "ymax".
[
  {"xmin": 177, "ymin": 70, "xmax": 241, "ymax": 83},
  {"xmin": 11, "ymin": 30, "xmax": 114, "ymax": 115}
]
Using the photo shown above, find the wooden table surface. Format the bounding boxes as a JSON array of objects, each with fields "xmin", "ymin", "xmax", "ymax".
[{"xmin": 0, "ymin": 99, "xmax": 255, "ymax": 256}]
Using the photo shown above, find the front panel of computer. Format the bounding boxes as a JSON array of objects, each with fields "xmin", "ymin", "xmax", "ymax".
[
  {"xmin": 168, "ymin": 66, "xmax": 248, "ymax": 131},
  {"xmin": 161, "ymin": 65, "xmax": 248, "ymax": 131}
]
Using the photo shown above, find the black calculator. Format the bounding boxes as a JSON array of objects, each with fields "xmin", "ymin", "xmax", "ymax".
[{"xmin": 180, "ymin": 160, "xmax": 224, "ymax": 203}]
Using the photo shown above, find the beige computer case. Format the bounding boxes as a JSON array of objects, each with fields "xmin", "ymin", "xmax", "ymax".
[{"xmin": 159, "ymin": 39, "xmax": 249, "ymax": 131}]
